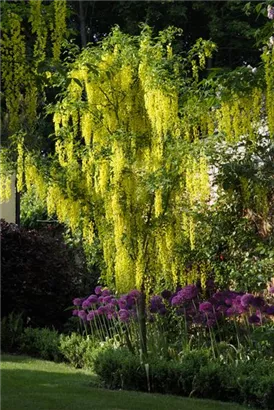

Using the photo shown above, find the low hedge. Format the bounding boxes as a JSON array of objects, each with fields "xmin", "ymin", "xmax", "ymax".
[{"xmin": 93, "ymin": 347, "xmax": 274, "ymax": 409}]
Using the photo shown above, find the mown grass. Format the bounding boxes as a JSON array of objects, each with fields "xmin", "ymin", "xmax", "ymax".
[{"xmin": 1, "ymin": 354, "xmax": 250, "ymax": 410}]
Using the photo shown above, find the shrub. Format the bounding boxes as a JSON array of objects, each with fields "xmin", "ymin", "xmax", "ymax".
[
  {"xmin": 93, "ymin": 347, "xmax": 274, "ymax": 409},
  {"xmin": 93, "ymin": 347, "xmax": 211, "ymax": 395},
  {"xmin": 60, "ymin": 333, "xmax": 94, "ymax": 369},
  {"xmin": 1, "ymin": 312, "xmax": 24, "ymax": 352},
  {"xmin": 93, "ymin": 347, "xmax": 146, "ymax": 390},
  {"xmin": 19, "ymin": 327, "xmax": 62, "ymax": 362},
  {"xmin": 1, "ymin": 219, "xmax": 99, "ymax": 329}
]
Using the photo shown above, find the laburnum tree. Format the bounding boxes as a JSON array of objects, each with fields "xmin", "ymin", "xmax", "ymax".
[
  {"xmin": 0, "ymin": 0, "xmax": 68, "ymax": 200},
  {"xmin": 8, "ymin": 25, "xmax": 274, "ymax": 294},
  {"xmin": 1, "ymin": 1, "xmax": 274, "ymax": 295}
]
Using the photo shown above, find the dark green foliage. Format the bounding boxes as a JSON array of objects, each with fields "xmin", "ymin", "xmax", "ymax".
[
  {"xmin": 1, "ymin": 219, "xmax": 98, "ymax": 330},
  {"xmin": 19, "ymin": 327, "xmax": 62, "ymax": 362},
  {"xmin": 1, "ymin": 312, "xmax": 24, "ymax": 352}
]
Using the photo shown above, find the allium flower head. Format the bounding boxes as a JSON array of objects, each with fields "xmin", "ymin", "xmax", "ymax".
[
  {"xmin": 180, "ymin": 284, "xmax": 198, "ymax": 300},
  {"xmin": 199, "ymin": 301, "xmax": 213, "ymax": 313},
  {"xmin": 150, "ymin": 295, "xmax": 166, "ymax": 313},
  {"xmin": 118, "ymin": 297, "xmax": 127, "ymax": 309},
  {"xmin": 102, "ymin": 288, "xmax": 111, "ymax": 297},
  {"xmin": 171, "ymin": 295, "xmax": 183, "ymax": 306},
  {"xmin": 159, "ymin": 306, "xmax": 167, "ymax": 315},
  {"xmin": 87, "ymin": 311, "xmax": 96, "ymax": 321},
  {"xmin": 87, "ymin": 295, "xmax": 98, "ymax": 304},
  {"xmin": 269, "ymin": 286, "xmax": 274, "ymax": 295},
  {"xmin": 129, "ymin": 289, "xmax": 141, "ymax": 299},
  {"xmin": 95, "ymin": 286, "xmax": 102, "ymax": 295},
  {"xmin": 73, "ymin": 298, "xmax": 82, "ymax": 306},
  {"xmin": 98, "ymin": 306, "xmax": 106, "ymax": 315},
  {"xmin": 241, "ymin": 293, "xmax": 254, "ymax": 308},
  {"xmin": 78, "ymin": 310, "xmax": 87, "ymax": 321},
  {"xmin": 103, "ymin": 296, "xmax": 112, "ymax": 304},
  {"xmin": 126, "ymin": 295, "xmax": 135, "ymax": 308},
  {"xmin": 82, "ymin": 299, "xmax": 91, "ymax": 309},
  {"xmin": 72, "ymin": 309, "xmax": 79, "ymax": 316},
  {"xmin": 118, "ymin": 309, "xmax": 130, "ymax": 322}
]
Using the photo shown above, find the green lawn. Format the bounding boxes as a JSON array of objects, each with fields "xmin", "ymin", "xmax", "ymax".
[{"xmin": 1, "ymin": 354, "xmax": 250, "ymax": 410}]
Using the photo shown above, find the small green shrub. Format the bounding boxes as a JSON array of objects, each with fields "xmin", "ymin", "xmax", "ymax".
[
  {"xmin": 19, "ymin": 327, "xmax": 62, "ymax": 361},
  {"xmin": 93, "ymin": 348, "xmax": 146, "ymax": 390},
  {"xmin": 59, "ymin": 333, "xmax": 95, "ymax": 369},
  {"xmin": 59, "ymin": 333, "xmax": 110, "ymax": 370},
  {"xmin": 1, "ymin": 312, "xmax": 24, "ymax": 352}
]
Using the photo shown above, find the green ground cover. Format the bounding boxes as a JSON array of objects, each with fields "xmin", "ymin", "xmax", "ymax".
[{"xmin": 1, "ymin": 354, "xmax": 250, "ymax": 410}]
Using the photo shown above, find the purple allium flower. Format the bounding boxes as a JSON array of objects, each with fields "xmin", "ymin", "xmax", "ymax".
[
  {"xmin": 241, "ymin": 293, "xmax": 255, "ymax": 308},
  {"xmin": 73, "ymin": 298, "xmax": 82, "ymax": 306},
  {"xmin": 118, "ymin": 298, "xmax": 127, "ymax": 309},
  {"xmin": 180, "ymin": 284, "xmax": 198, "ymax": 300},
  {"xmin": 102, "ymin": 288, "xmax": 111, "ymax": 297},
  {"xmin": 126, "ymin": 295, "xmax": 135, "ymax": 308},
  {"xmin": 206, "ymin": 315, "xmax": 216, "ymax": 328},
  {"xmin": 129, "ymin": 289, "xmax": 141, "ymax": 299},
  {"xmin": 95, "ymin": 286, "xmax": 102, "ymax": 295},
  {"xmin": 118, "ymin": 309, "xmax": 130, "ymax": 322},
  {"xmin": 78, "ymin": 310, "xmax": 87, "ymax": 321},
  {"xmin": 248, "ymin": 314, "xmax": 261, "ymax": 324},
  {"xmin": 150, "ymin": 295, "xmax": 164, "ymax": 312},
  {"xmin": 226, "ymin": 307, "xmax": 239, "ymax": 317},
  {"xmin": 159, "ymin": 306, "xmax": 167, "ymax": 315},
  {"xmin": 104, "ymin": 303, "xmax": 116, "ymax": 314},
  {"xmin": 268, "ymin": 5, "xmax": 274, "ymax": 20},
  {"xmin": 87, "ymin": 311, "xmax": 96, "ymax": 321},
  {"xmin": 82, "ymin": 299, "xmax": 91, "ymax": 309},
  {"xmin": 111, "ymin": 298, "xmax": 118, "ymax": 305},
  {"xmin": 269, "ymin": 286, "xmax": 274, "ymax": 294},
  {"xmin": 199, "ymin": 302, "xmax": 213, "ymax": 313},
  {"xmin": 98, "ymin": 296, "xmax": 104, "ymax": 303},
  {"xmin": 171, "ymin": 295, "xmax": 183, "ymax": 306},
  {"xmin": 161, "ymin": 289, "xmax": 172, "ymax": 300},
  {"xmin": 97, "ymin": 306, "xmax": 106, "ymax": 315},
  {"xmin": 72, "ymin": 309, "xmax": 79, "ymax": 316},
  {"xmin": 103, "ymin": 296, "xmax": 112, "ymax": 304},
  {"xmin": 87, "ymin": 295, "xmax": 98, "ymax": 304},
  {"xmin": 216, "ymin": 305, "xmax": 227, "ymax": 314},
  {"xmin": 266, "ymin": 305, "xmax": 274, "ymax": 315}
]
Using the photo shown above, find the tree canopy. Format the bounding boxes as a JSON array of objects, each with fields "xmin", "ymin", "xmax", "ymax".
[{"xmin": 1, "ymin": 0, "xmax": 274, "ymax": 293}]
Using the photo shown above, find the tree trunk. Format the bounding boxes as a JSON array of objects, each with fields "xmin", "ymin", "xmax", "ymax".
[{"xmin": 138, "ymin": 290, "xmax": 147, "ymax": 358}]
